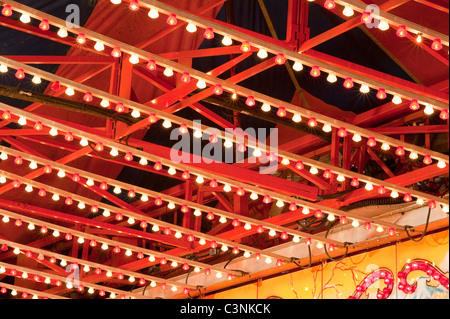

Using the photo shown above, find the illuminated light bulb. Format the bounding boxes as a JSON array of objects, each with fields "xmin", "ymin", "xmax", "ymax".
[
  {"xmin": 409, "ymin": 152, "xmax": 418, "ymax": 160},
  {"xmin": 265, "ymin": 257, "xmax": 273, "ymax": 264},
  {"xmin": 129, "ymin": 54, "xmax": 140, "ymax": 65},
  {"xmin": 221, "ymin": 244, "xmax": 229, "ymax": 252},
  {"xmin": 223, "ymin": 184, "xmax": 232, "ymax": 193},
  {"xmin": 337, "ymin": 127, "xmax": 347, "ymax": 138},
  {"xmin": 196, "ymin": 79, "xmax": 206, "ymax": 89},
  {"xmin": 209, "ymin": 179, "xmax": 218, "ymax": 188},
  {"xmin": 15, "ymin": 69, "xmax": 25, "ymax": 80},
  {"xmin": 437, "ymin": 160, "xmax": 447, "ymax": 169},
  {"xmin": 127, "ymin": 217, "xmax": 135, "ymax": 225},
  {"xmin": 240, "ymin": 41, "xmax": 252, "ymax": 53},
  {"xmin": 275, "ymin": 199, "xmax": 284, "ymax": 208},
  {"xmin": 262, "ymin": 195, "xmax": 271, "ymax": 204},
  {"xmin": 256, "ymin": 225, "xmax": 265, "ymax": 234},
  {"xmin": 163, "ymin": 67, "xmax": 174, "ymax": 77},
  {"xmin": 416, "ymin": 198, "xmax": 425, "ymax": 206},
  {"xmin": 181, "ymin": 170, "xmax": 190, "ymax": 180},
  {"xmin": 245, "ymin": 96, "xmax": 256, "ymax": 107},
  {"xmin": 166, "ymin": 166, "xmax": 177, "ymax": 176},
  {"xmin": 147, "ymin": 113, "xmax": 158, "ymax": 124},
  {"xmin": 48, "ymin": 127, "xmax": 58, "ymax": 137},
  {"xmin": 31, "ymin": 75, "xmax": 42, "ymax": 85},
  {"xmin": 308, "ymin": 117, "xmax": 317, "ymax": 127},
  {"xmin": 390, "ymin": 190, "xmax": 399, "ymax": 198},
  {"xmin": 39, "ymin": 19, "xmax": 50, "ymax": 31},
  {"xmin": 209, "ymin": 134, "xmax": 218, "ymax": 144},
  {"xmin": 111, "ymin": 46, "xmax": 122, "ymax": 58},
  {"xmin": 124, "ymin": 152, "xmax": 133, "ymax": 161},
  {"xmin": 27, "ymin": 223, "xmax": 35, "ymax": 230},
  {"xmin": 343, "ymin": 78, "xmax": 354, "ymax": 89},
  {"xmin": 167, "ymin": 202, "xmax": 176, "ymax": 210},
  {"xmin": 350, "ymin": 178, "xmax": 359, "ymax": 187},
  {"xmin": 302, "ymin": 207, "xmax": 310, "ymax": 215},
  {"xmin": 148, "ymin": 7, "xmax": 159, "ymax": 19},
  {"xmin": 203, "ymin": 27, "xmax": 215, "ymax": 40},
  {"xmin": 378, "ymin": 19, "xmax": 390, "ymax": 31},
  {"xmin": 275, "ymin": 53, "xmax": 286, "ymax": 65},
  {"xmin": 377, "ymin": 185, "xmax": 386, "ymax": 195},
  {"xmin": 65, "ymin": 86, "xmax": 75, "ymax": 96},
  {"xmin": 94, "ymin": 41, "xmax": 105, "ymax": 52},
  {"xmin": 40, "ymin": 226, "xmax": 48, "ymax": 234},
  {"xmin": 166, "ymin": 13, "xmax": 178, "ymax": 26},
  {"xmin": 102, "ymin": 209, "xmax": 110, "ymax": 217},
  {"xmin": 292, "ymin": 61, "xmax": 303, "ymax": 71},
  {"xmin": 359, "ymin": 84, "xmax": 370, "ymax": 94},
  {"xmin": 260, "ymin": 103, "xmax": 271, "ymax": 113},
  {"xmin": 290, "ymin": 113, "xmax": 302, "ymax": 124},
  {"xmin": 222, "ymin": 35, "xmax": 233, "ymax": 46},
  {"xmin": 376, "ymin": 88, "xmax": 387, "ymax": 100},
  {"xmin": 60, "ymin": 260, "xmax": 67, "ymax": 267},
  {"xmin": 423, "ymin": 155, "xmax": 432, "ymax": 165},
  {"xmin": 275, "ymin": 157, "xmax": 288, "ymax": 166},
  {"xmin": 336, "ymin": 175, "xmax": 345, "ymax": 182},
  {"xmin": 360, "ymin": 11, "xmax": 372, "ymax": 24},
  {"xmin": 109, "ymin": 148, "xmax": 119, "ymax": 157},
  {"xmin": 12, "ymin": 180, "xmax": 21, "ymax": 188},
  {"xmin": 125, "ymin": 249, "xmax": 132, "ymax": 257},
  {"xmin": 324, "ymin": 0, "xmax": 336, "ymax": 9},
  {"xmin": 193, "ymin": 129, "xmax": 203, "ymax": 139},
  {"xmin": 381, "ymin": 142, "xmax": 390, "ymax": 151},
  {"xmin": 113, "ymin": 186, "xmax": 121, "ymax": 194},
  {"xmin": 65, "ymin": 197, "xmax": 73, "ymax": 205},
  {"xmin": 340, "ymin": 216, "xmax": 348, "ymax": 225},
  {"xmin": 392, "ymin": 95, "xmax": 403, "ymax": 105},
  {"xmin": 224, "ymin": 139, "xmax": 233, "ymax": 149},
  {"xmin": 367, "ymin": 137, "xmax": 377, "ymax": 148},
  {"xmin": 129, "ymin": 0, "xmax": 140, "ymax": 10},
  {"xmin": 154, "ymin": 197, "xmax": 163, "ymax": 206},
  {"xmin": 2, "ymin": 5, "xmax": 13, "ymax": 16},
  {"xmin": 326, "ymin": 73, "xmax": 337, "ymax": 83},
  {"xmin": 431, "ymin": 39, "xmax": 442, "ymax": 51},
  {"xmin": 113, "ymin": 246, "xmax": 121, "ymax": 254},
  {"xmin": 309, "ymin": 166, "xmax": 319, "ymax": 175},
  {"xmin": 52, "ymin": 230, "xmax": 60, "ymax": 237},
  {"xmin": 322, "ymin": 169, "xmax": 333, "ymax": 180},
  {"xmin": 43, "ymin": 165, "xmax": 53, "ymax": 174},
  {"xmin": 180, "ymin": 72, "xmax": 191, "ymax": 84},
  {"xmin": 77, "ymin": 201, "xmax": 86, "ymax": 209},
  {"xmin": 139, "ymin": 157, "xmax": 148, "ymax": 166},
  {"xmin": 394, "ymin": 146, "xmax": 405, "ymax": 157},
  {"xmin": 111, "ymin": 0, "xmax": 122, "ymax": 4},
  {"xmin": 342, "ymin": 6, "xmax": 354, "ymax": 17},
  {"xmin": 442, "ymin": 205, "xmax": 449, "ymax": 213},
  {"xmin": 277, "ymin": 107, "xmax": 287, "ymax": 118},
  {"xmin": 364, "ymin": 222, "xmax": 371, "ymax": 231},
  {"xmin": 407, "ymin": 99, "xmax": 420, "ymax": 111},
  {"xmin": 439, "ymin": 109, "xmax": 449, "ymax": 120},
  {"xmin": 310, "ymin": 66, "xmax": 320, "ymax": 77},
  {"xmin": 14, "ymin": 155, "xmax": 23, "ymax": 165},
  {"xmin": 213, "ymin": 84, "xmax": 223, "ymax": 95},
  {"xmin": 38, "ymin": 188, "xmax": 47, "ymax": 197},
  {"xmin": 327, "ymin": 214, "xmax": 336, "ymax": 222},
  {"xmin": 15, "ymin": 219, "xmax": 23, "ymax": 227},
  {"xmin": 424, "ymin": 104, "xmax": 434, "ymax": 115},
  {"xmin": 416, "ymin": 33, "xmax": 423, "ymax": 43},
  {"xmin": 396, "ymin": 25, "xmax": 407, "ymax": 38},
  {"xmin": 403, "ymin": 193, "xmax": 412, "ymax": 202},
  {"xmin": 76, "ymin": 33, "xmax": 86, "ymax": 44},
  {"xmin": 362, "ymin": 183, "xmax": 373, "ymax": 192}
]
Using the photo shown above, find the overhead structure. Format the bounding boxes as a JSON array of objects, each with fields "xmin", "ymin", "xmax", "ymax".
[{"xmin": 0, "ymin": 0, "xmax": 448, "ymax": 299}]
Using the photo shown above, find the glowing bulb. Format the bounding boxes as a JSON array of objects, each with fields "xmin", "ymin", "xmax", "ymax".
[
  {"xmin": 365, "ymin": 183, "xmax": 373, "ymax": 191},
  {"xmin": 162, "ymin": 119, "xmax": 172, "ymax": 128},
  {"xmin": 292, "ymin": 113, "xmax": 302, "ymax": 123},
  {"xmin": 129, "ymin": 54, "xmax": 140, "ymax": 65},
  {"xmin": 327, "ymin": 73, "xmax": 337, "ymax": 83},
  {"xmin": 166, "ymin": 14, "xmax": 177, "ymax": 26},
  {"xmin": 222, "ymin": 35, "xmax": 232, "ymax": 46},
  {"xmin": 424, "ymin": 104, "xmax": 434, "ymax": 115},
  {"xmin": 352, "ymin": 219, "xmax": 360, "ymax": 228},
  {"xmin": 359, "ymin": 84, "xmax": 370, "ymax": 94},
  {"xmin": 240, "ymin": 41, "xmax": 252, "ymax": 53},
  {"xmin": 378, "ymin": 20, "xmax": 390, "ymax": 31},
  {"xmin": 94, "ymin": 41, "xmax": 105, "ymax": 52},
  {"xmin": 342, "ymin": 6, "xmax": 354, "ymax": 17},
  {"xmin": 437, "ymin": 160, "xmax": 447, "ymax": 169},
  {"xmin": 163, "ymin": 67, "xmax": 174, "ymax": 77},
  {"xmin": 381, "ymin": 143, "xmax": 390, "ymax": 151},
  {"xmin": 409, "ymin": 152, "xmax": 418, "ymax": 160},
  {"xmin": 292, "ymin": 61, "xmax": 303, "ymax": 72},
  {"xmin": 261, "ymin": 103, "xmax": 271, "ymax": 112},
  {"xmin": 148, "ymin": 7, "xmax": 159, "ymax": 19}
]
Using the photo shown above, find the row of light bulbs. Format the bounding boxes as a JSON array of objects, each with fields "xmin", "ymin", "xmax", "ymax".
[
  {"xmin": 1, "ymin": 88, "xmax": 447, "ymax": 213},
  {"xmin": 0, "ymin": 131, "xmax": 409, "ymax": 245},
  {"xmin": 0, "ymin": 239, "xmax": 196, "ymax": 294},
  {"xmin": 1, "ymin": 1, "xmax": 448, "ymax": 148},
  {"xmin": 0, "ymin": 261, "xmax": 140, "ymax": 299},
  {"xmin": 0, "ymin": 166, "xmax": 335, "ymax": 257},
  {"xmin": 0, "ymin": 208, "xmax": 245, "ymax": 284},
  {"xmin": 1, "ymin": 104, "xmax": 446, "ymax": 233}
]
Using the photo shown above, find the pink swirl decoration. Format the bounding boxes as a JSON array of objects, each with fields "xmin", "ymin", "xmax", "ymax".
[
  {"xmin": 348, "ymin": 268, "xmax": 394, "ymax": 299},
  {"xmin": 397, "ymin": 259, "xmax": 449, "ymax": 293}
]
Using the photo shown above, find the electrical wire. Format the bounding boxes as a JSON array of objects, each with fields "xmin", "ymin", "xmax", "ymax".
[{"xmin": 323, "ymin": 220, "xmax": 350, "ymax": 262}]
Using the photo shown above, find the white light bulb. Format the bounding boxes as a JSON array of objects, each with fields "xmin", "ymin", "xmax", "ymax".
[
  {"xmin": 337, "ymin": 175, "xmax": 345, "ymax": 182},
  {"xmin": 223, "ymin": 184, "xmax": 232, "ymax": 192},
  {"xmin": 168, "ymin": 167, "xmax": 176, "ymax": 175},
  {"xmin": 53, "ymin": 230, "xmax": 60, "ymax": 237},
  {"xmin": 20, "ymin": 14, "xmax": 31, "ymax": 24},
  {"xmin": 243, "ymin": 251, "xmax": 251, "ymax": 258},
  {"xmin": 224, "ymin": 140, "xmax": 233, "ymax": 148},
  {"xmin": 292, "ymin": 235, "xmax": 300, "ymax": 243},
  {"xmin": 309, "ymin": 167, "xmax": 319, "ymax": 175},
  {"xmin": 113, "ymin": 186, "xmax": 121, "ymax": 194},
  {"xmin": 79, "ymin": 138, "xmax": 89, "ymax": 147},
  {"xmin": 378, "ymin": 20, "xmax": 390, "ymax": 31},
  {"xmin": 32, "ymin": 76, "xmax": 41, "ymax": 85},
  {"xmin": 86, "ymin": 178, "xmax": 94, "ymax": 186},
  {"xmin": 162, "ymin": 119, "xmax": 172, "ymax": 128},
  {"xmin": 376, "ymin": 225, "xmax": 384, "ymax": 233},
  {"xmin": 352, "ymin": 134, "xmax": 362, "ymax": 142},
  {"xmin": 27, "ymin": 223, "xmax": 35, "ymax": 230},
  {"xmin": 292, "ymin": 113, "xmax": 302, "ymax": 123},
  {"xmin": 194, "ymin": 209, "xmax": 202, "ymax": 217},
  {"xmin": 57, "ymin": 27, "xmax": 68, "ymax": 38},
  {"xmin": 222, "ymin": 35, "xmax": 233, "ymax": 46},
  {"xmin": 253, "ymin": 149, "xmax": 262, "ymax": 157},
  {"xmin": 265, "ymin": 257, "xmax": 272, "ymax": 264},
  {"xmin": 342, "ymin": 6, "xmax": 354, "ymax": 17},
  {"xmin": 257, "ymin": 48, "xmax": 268, "ymax": 59},
  {"xmin": 110, "ymin": 148, "xmax": 119, "ymax": 157},
  {"xmin": 268, "ymin": 229, "xmax": 277, "ymax": 237},
  {"xmin": 390, "ymin": 191, "xmax": 399, "ymax": 198},
  {"xmin": 292, "ymin": 61, "xmax": 303, "ymax": 72},
  {"xmin": 77, "ymin": 202, "xmax": 85, "ymax": 209},
  {"xmin": 261, "ymin": 103, "xmax": 271, "ymax": 112},
  {"xmin": 392, "ymin": 95, "xmax": 402, "ymax": 105},
  {"xmin": 244, "ymin": 223, "xmax": 252, "ymax": 230},
  {"xmin": 196, "ymin": 79, "xmax": 207, "ymax": 89},
  {"xmin": 322, "ymin": 124, "xmax": 332, "ymax": 133},
  {"xmin": 381, "ymin": 143, "xmax": 390, "ymax": 151},
  {"xmin": 131, "ymin": 109, "xmax": 141, "ymax": 118},
  {"xmin": 175, "ymin": 231, "xmax": 182, "ymax": 239},
  {"xmin": 125, "ymin": 249, "xmax": 132, "ymax": 256},
  {"xmin": 359, "ymin": 84, "xmax": 370, "ymax": 94},
  {"xmin": 195, "ymin": 176, "xmax": 204, "ymax": 184},
  {"xmin": 219, "ymin": 216, "xmax": 227, "ymax": 224},
  {"xmin": 327, "ymin": 214, "xmax": 336, "ymax": 221},
  {"xmin": 163, "ymin": 67, "xmax": 174, "ymax": 77},
  {"xmin": 129, "ymin": 54, "xmax": 140, "ymax": 65},
  {"xmin": 437, "ymin": 161, "xmax": 447, "ymax": 169},
  {"xmin": 194, "ymin": 130, "xmax": 203, "ymax": 139},
  {"xmin": 65, "ymin": 87, "xmax": 75, "ymax": 96},
  {"xmin": 139, "ymin": 157, "xmax": 148, "ymax": 166},
  {"xmin": 281, "ymin": 158, "xmax": 290, "ymax": 165},
  {"xmin": 276, "ymin": 200, "xmax": 284, "ymax": 208},
  {"xmin": 49, "ymin": 128, "xmax": 58, "ymax": 136},
  {"xmin": 100, "ymin": 99, "xmax": 109, "ymax": 107},
  {"xmin": 327, "ymin": 73, "xmax": 337, "ymax": 83},
  {"xmin": 0, "ymin": 64, "xmax": 8, "ymax": 73},
  {"xmin": 186, "ymin": 22, "xmax": 197, "ymax": 33},
  {"xmin": 102, "ymin": 210, "xmax": 111, "ymax": 217},
  {"xmin": 148, "ymin": 7, "xmax": 159, "ymax": 19},
  {"xmin": 13, "ymin": 248, "xmax": 20, "ymax": 254},
  {"xmin": 364, "ymin": 183, "xmax": 373, "ymax": 191},
  {"xmin": 250, "ymin": 193, "xmax": 258, "ymax": 200},
  {"xmin": 409, "ymin": 152, "xmax": 418, "ymax": 160},
  {"xmin": 167, "ymin": 202, "xmax": 176, "ymax": 209},
  {"xmin": 25, "ymin": 185, "xmax": 33, "ymax": 193},
  {"xmin": 352, "ymin": 219, "xmax": 360, "ymax": 228},
  {"xmin": 417, "ymin": 198, "xmax": 425, "ymax": 205},
  {"xmin": 424, "ymin": 104, "xmax": 435, "ymax": 115},
  {"xmin": 198, "ymin": 238, "xmax": 206, "ymax": 245},
  {"xmin": 94, "ymin": 41, "xmax": 105, "ymax": 52}
]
